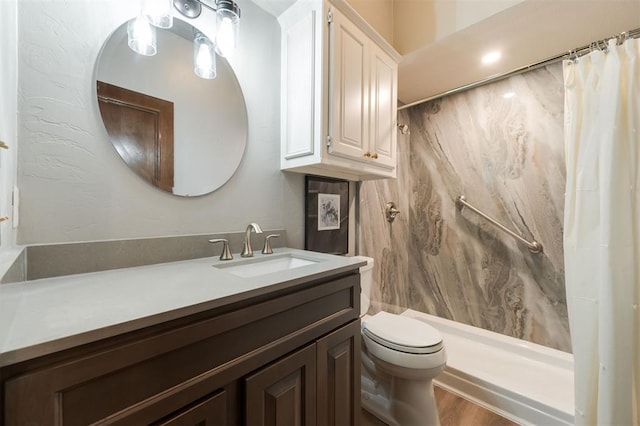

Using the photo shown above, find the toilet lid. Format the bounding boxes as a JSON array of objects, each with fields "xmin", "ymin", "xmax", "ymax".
[{"xmin": 362, "ymin": 312, "xmax": 443, "ymax": 354}]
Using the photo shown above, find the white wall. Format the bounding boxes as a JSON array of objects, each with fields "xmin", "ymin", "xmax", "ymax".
[
  {"xmin": 433, "ymin": 0, "xmax": 524, "ymax": 40},
  {"xmin": 347, "ymin": 0, "xmax": 394, "ymax": 45},
  {"xmin": 16, "ymin": 0, "xmax": 305, "ymax": 246},
  {"xmin": 0, "ymin": 0, "xmax": 18, "ymax": 252},
  {"xmin": 394, "ymin": 0, "xmax": 523, "ymax": 54}
]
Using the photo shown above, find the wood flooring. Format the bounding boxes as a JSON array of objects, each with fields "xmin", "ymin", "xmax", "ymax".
[{"xmin": 360, "ymin": 385, "xmax": 519, "ymax": 426}]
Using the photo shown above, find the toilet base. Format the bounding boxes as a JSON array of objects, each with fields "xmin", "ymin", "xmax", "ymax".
[
  {"xmin": 391, "ymin": 376, "xmax": 440, "ymax": 426},
  {"xmin": 362, "ymin": 389, "xmax": 398, "ymax": 426},
  {"xmin": 361, "ymin": 345, "xmax": 443, "ymax": 426},
  {"xmin": 362, "ymin": 378, "xmax": 440, "ymax": 426}
]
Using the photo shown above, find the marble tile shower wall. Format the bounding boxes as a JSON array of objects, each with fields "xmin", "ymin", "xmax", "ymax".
[{"xmin": 360, "ymin": 63, "xmax": 571, "ymax": 352}]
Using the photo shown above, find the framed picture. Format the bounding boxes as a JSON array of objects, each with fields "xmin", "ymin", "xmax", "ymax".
[
  {"xmin": 305, "ymin": 175, "xmax": 349, "ymax": 254},
  {"xmin": 318, "ymin": 193, "xmax": 341, "ymax": 230}
]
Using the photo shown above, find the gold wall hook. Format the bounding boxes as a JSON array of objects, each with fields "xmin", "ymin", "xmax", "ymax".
[
  {"xmin": 0, "ymin": 216, "xmax": 9, "ymax": 222},
  {"xmin": 0, "ymin": 141, "xmax": 9, "ymax": 149}
]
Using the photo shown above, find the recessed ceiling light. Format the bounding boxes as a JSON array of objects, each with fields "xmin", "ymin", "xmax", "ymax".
[
  {"xmin": 482, "ymin": 51, "xmax": 501, "ymax": 65},
  {"xmin": 503, "ymin": 91, "xmax": 515, "ymax": 99}
]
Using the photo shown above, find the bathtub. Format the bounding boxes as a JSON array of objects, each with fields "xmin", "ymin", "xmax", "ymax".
[{"xmin": 402, "ymin": 309, "xmax": 575, "ymax": 425}]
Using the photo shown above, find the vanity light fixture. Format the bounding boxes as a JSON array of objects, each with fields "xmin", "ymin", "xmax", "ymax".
[
  {"xmin": 142, "ymin": 0, "xmax": 174, "ymax": 29},
  {"xmin": 128, "ymin": 0, "xmax": 241, "ymax": 77},
  {"xmin": 215, "ymin": 0, "xmax": 240, "ymax": 58},
  {"xmin": 173, "ymin": 0, "xmax": 204, "ymax": 18},
  {"xmin": 194, "ymin": 31, "xmax": 217, "ymax": 79},
  {"xmin": 172, "ymin": 0, "xmax": 241, "ymax": 58},
  {"xmin": 127, "ymin": 14, "xmax": 157, "ymax": 56}
]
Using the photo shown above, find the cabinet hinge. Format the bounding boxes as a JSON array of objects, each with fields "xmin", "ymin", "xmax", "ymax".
[
  {"xmin": 326, "ymin": 135, "xmax": 332, "ymax": 148},
  {"xmin": 327, "ymin": 10, "xmax": 333, "ymax": 24}
]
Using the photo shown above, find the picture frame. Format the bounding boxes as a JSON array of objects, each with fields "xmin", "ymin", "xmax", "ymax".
[{"xmin": 304, "ymin": 175, "xmax": 349, "ymax": 254}]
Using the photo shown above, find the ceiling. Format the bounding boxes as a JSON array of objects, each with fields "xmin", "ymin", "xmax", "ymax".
[
  {"xmin": 251, "ymin": 0, "xmax": 296, "ymax": 17},
  {"xmin": 398, "ymin": 0, "xmax": 640, "ymax": 105}
]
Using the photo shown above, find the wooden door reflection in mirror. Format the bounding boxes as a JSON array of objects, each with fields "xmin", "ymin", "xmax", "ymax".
[{"xmin": 97, "ymin": 81, "xmax": 174, "ymax": 193}]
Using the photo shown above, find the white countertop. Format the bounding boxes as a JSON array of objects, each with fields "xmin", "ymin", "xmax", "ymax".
[{"xmin": 0, "ymin": 248, "xmax": 365, "ymax": 367}]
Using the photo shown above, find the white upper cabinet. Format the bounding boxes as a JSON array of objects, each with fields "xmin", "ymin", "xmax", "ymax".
[
  {"xmin": 368, "ymin": 41, "xmax": 397, "ymax": 169},
  {"xmin": 279, "ymin": 0, "xmax": 400, "ymax": 181}
]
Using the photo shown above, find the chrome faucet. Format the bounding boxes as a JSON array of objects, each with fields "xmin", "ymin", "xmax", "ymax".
[{"xmin": 241, "ymin": 222, "xmax": 263, "ymax": 257}]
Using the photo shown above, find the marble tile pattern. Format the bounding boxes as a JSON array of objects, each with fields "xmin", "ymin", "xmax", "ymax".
[{"xmin": 360, "ymin": 64, "xmax": 571, "ymax": 352}]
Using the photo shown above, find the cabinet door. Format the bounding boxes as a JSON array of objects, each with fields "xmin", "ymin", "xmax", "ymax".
[
  {"xmin": 280, "ymin": 2, "xmax": 321, "ymax": 161},
  {"xmin": 328, "ymin": 7, "xmax": 370, "ymax": 162},
  {"xmin": 245, "ymin": 344, "xmax": 317, "ymax": 426},
  {"xmin": 368, "ymin": 43, "xmax": 397, "ymax": 169},
  {"xmin": 317, "ymin": 320, "xmax": 362, "ymax": 426}
]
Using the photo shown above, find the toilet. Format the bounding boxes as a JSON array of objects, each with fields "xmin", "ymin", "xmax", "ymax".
[{"xmin": 357, "ymin": 256, "xmax": 446, "ymax": 426}]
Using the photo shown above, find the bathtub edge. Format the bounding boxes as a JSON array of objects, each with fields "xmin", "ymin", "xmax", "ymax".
[{"xmin": 435, "ymin": 368, "xmax": 573, "ymax": 426}]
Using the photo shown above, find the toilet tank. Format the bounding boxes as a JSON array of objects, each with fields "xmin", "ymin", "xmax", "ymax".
[{"xmin": 354, "ymin": 256, "xmax": 374, "ymax": 314}]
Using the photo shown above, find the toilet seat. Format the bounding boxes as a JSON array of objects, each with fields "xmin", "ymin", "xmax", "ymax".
[{"xmin": 362, "ymin": 312, "xmax": 443, "ymax": 354}]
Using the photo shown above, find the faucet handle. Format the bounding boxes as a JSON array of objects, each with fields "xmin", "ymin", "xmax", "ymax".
[
  {"xmin": 209, "ymin": 239, "xmax": 233, "ymax": 260},
  {"xmin": 261, "ymin": 234, "xmax": 280, "ymax": 255}
]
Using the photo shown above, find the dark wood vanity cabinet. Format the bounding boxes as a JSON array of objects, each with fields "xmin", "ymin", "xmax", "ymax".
[
  {"xmin": 316, "ymin": 320, "xmax": 361, "ymax": 426},
  {"xmin": 246, "ymin": 343, "xmax": 317, "ymax": 425},
  {"xmin": 1, "ymin": 271, "xmax": 361, "ymax": 426},
  {"xmin": 246, "ymin": 320, "xmax": 361, "ymax": 426}
]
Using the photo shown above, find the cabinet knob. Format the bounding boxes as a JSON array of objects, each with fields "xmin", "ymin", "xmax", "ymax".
[
  {"xmin": 363, "ymin": 152, "xmax": 371, "ymax": 158},
  {"xmin": 371, "ymin": 153, "xmax": 378, "ymax": 159}
]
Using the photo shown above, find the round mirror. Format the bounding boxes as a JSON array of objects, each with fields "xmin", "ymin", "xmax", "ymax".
[{"xmin": 95, "ymin": 17, "xmax": 248, "ymax": 197}]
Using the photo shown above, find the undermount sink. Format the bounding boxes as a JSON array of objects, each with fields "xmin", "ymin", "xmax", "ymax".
[{"xmin": 213, "ymin": 253, "xmax": 319, "ymax": 278}]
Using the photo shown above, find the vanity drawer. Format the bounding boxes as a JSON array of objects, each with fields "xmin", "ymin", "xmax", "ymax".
[
  {"xmin": 154, "ymin": 390, "xmax": 229, "ymax": 426},
  {"xmin": 3, "ymin": 272, "xmax": 360, "ymax": 425}
]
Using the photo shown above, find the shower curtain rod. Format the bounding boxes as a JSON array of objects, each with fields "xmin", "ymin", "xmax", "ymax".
[{"xmin": 398, "ymin": 27, "xmax": 640, "ymax": 110}]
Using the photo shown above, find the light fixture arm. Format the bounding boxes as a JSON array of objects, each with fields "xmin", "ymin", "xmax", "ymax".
[
  {"xmin": 196, "ymin": 0, "xmax": 217, "ymax": 13},
  {"xmin": 173, "ymin": 0, "xmax": 207, "ymax": 19},
  {"xmin": 173, "ymin": 0, "xmax": 240, "ymax": 19}
]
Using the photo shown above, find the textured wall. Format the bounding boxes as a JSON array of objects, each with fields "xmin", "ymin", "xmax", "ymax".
[
  {"xmin": 16, "ymin": 0, "xmax": 305, "ymax": 246},
  {"xmin": 360, "ymin": 64, "xmax": 571, "ymax": 352},
  {"xmin": 0, "ymin": 0, "xmax": 18, "ymax": 249}
]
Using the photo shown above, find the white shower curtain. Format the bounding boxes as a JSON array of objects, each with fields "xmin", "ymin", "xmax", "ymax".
[{"xmin": 563, "ymin": 37, "xmax": 640, "ymax": 425}]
